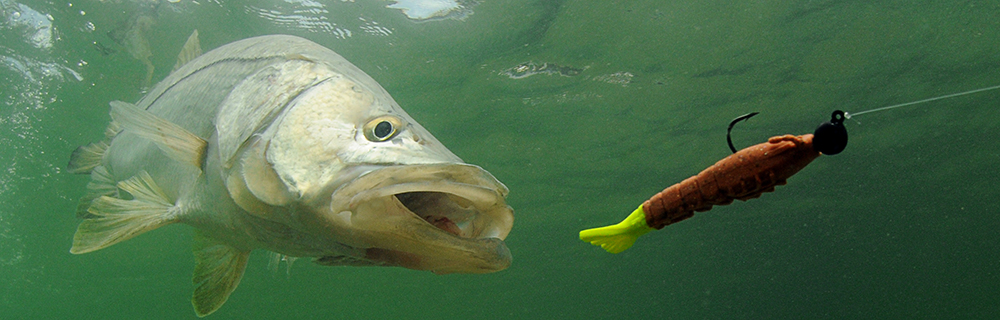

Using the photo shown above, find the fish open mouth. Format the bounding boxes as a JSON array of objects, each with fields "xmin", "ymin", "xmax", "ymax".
[
  {"xmin": 336, "ymin": 163, "xmax": 513, "ymax": 240},
  {"xmin": 395, "ymin": 191, "xmax": 477, "ymax": 238},
  {"xmin": 317, "ymin": 163, "xmax": 513, "ymax": 273},
  {"xmin": 344, "ymin": 177, "xmax": 511, "ymax": 240}
]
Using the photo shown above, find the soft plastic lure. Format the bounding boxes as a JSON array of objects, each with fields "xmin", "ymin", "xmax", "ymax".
[
  {"xmin": 579, "ymin": 111, "xmax": 848, "ymax": 253},
  {"xmin": 580, "ymin": 84, "xmax": 1000, "ymax": 254}
]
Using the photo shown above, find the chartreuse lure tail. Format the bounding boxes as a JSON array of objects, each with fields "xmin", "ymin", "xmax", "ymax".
[{"xmin": 579, "ymin": 205, "xmax": 654, "ymax": 253}]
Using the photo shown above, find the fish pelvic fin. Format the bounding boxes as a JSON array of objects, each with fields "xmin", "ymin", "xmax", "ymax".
[
  {"xmin": 173, "ymin": 29, "xmax": 202, "ymax": 72},
  {"xmin": 75, "ymin": 166, "xmax": 118, "ymax": 219},
  {"xmin": 110, "ymin": 101, "xmax": 207, "ymax": 170},
  {"xmin": 192, "ymin": 231, "xmax": 250, "ymax": 317},
  {"xmin": 579, "ymin": 205, "xmax": 654, "ymax": 254},
  {"xmin": 70, "ymin": 170, "xmax": 178, "ymax": 254},
  {"xmin": 267, "ymin": 252, "xmax": 298, "ymax": 277}
]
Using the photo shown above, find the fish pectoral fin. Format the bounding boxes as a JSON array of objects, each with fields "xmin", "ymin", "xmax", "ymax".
[
  {"xmin": 191, "ymin": 232, "xmax": 250, "ymax": 317},
  {"xmin": 110, "ymin": 101, "xmax": 207, "ymax": 170},
  {"xmin": 67, "ymin": 140, "xmax": 109, "ymax": 174},
  {"xmin": 71, "ymin": 170, "xmax": 177, "ymax": 254},
  {"xmin": 172, "ymin": 29, "xmax": 202, "ymax": 72}
]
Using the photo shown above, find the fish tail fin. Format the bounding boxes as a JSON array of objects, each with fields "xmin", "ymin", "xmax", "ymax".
[
  {"xmin": 71, "ymin": 171, "xmax": 178, "ymax": 254},
  {"xmin": 579, "ymin": 205, "xmax": 654, "ymax": 254}
]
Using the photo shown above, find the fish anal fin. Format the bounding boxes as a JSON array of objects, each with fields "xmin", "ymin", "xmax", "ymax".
[
  {"xmin": 192, "ymin": 232, "xmax": 250, "ymax": 317},
  {"xmin": 71, "ymin": 171, "xmax": 177, "ymax": 254},
  {"xmin": 173, "ymin": 29, "xmax": 202, "ymax": 72},
  {"xmin": 67, "ymin": 140, "xmax": 109, "ymax": 174},
  {"xmin": 110, "ymin": 101, "xmax": 207, "ymax": 170}
]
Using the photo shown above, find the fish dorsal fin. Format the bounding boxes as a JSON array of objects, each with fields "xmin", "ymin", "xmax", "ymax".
[
  {"xmin": 173, "ymin": 29, "xmax": 202, "ymax": 72},
  {"xmin": 191, "ymin": 231, "xmax": 250, "ymax": 317},
  {"xmin": 104, "ymin": 120, "xmax": 123, "ymax": 139},
  {"xmin": 67, "ymin": 140, "xmax": 109, "ymax": 174},
  {"xmin": 71, "ymin": 170, "xmax": 178, "ymax": 254},
  {"xmin": 110, "ymin": 101, "xmax": 207, "ymax": 170},
  {"xmin": 68, "ymin": 120, "xmax": 121, "ymax": 175}
]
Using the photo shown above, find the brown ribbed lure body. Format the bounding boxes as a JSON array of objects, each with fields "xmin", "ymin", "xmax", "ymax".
[{"xmin": 642, "ymin": 134, "xmax": 820, "ymax": 229}]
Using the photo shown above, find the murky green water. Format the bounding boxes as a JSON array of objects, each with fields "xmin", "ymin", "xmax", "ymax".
[{"xmin": 3, "ymin": 0, "xmax": 1000, "ymax": 318}]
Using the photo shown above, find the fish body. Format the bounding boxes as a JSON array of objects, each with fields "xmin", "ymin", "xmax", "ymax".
[{"xmin": 68, "ymin": 34, "xmax": 513, "ymax": 316}]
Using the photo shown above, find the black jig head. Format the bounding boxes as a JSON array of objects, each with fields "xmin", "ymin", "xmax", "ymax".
[{"xmin": 813, "ymin": 110, "xmax": 848, "ymax": 155}]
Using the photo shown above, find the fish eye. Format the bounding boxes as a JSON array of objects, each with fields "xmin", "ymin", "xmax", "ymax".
[
  {"xmin": 363, "ymin": 116, "xmax": 404, "ymax": 142},
  {"xmin": 374, "ymin": 121, "xmax": 392, "ymax": 138}
]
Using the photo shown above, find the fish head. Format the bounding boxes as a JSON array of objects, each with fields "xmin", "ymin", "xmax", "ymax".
[{"xmin": 223, "ymin": 59, "xmax": 513, "ymax": 274}]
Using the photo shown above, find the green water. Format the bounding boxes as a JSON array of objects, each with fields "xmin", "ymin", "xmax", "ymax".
[{"xmin": 3, "ymin": 0, "xmax": 1000, "ymax": 318}]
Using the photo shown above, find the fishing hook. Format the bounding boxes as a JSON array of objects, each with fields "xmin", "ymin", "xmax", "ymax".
[{"xmin": 727, "ymin": 112, "xmax": 759, "ymax": 153}]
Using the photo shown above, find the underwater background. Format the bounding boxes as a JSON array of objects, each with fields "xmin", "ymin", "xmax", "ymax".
[{"xmin": 2, "ymin": 0, "xmax": 999, "ymax": 318}]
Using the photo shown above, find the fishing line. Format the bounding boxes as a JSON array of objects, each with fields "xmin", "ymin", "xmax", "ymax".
[
  {"xmin": 728, "ymin": 84, "xmax": 999, "ymax": 153},
  {"xmin": 845, "ymin": 84, "xmax": 1000, "ymax": 119}
]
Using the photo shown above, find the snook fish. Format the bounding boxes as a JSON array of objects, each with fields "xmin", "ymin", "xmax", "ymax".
[{"xmin": 67, "ymin": 34, "xmax": 514, "ymax": 317}]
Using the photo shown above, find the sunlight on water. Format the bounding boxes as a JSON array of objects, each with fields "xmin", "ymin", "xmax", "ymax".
[
  {"xmin": 1, "ymin": 52, "xmax": 82, "ymax": 84},
  {"xmin": 1, "ymin": 0, "xmax": 55, "ymax": 49},
  {"xmin": 246, "ymin": 0, "xmax": 353, "ymax": 38},
  {"xmin": 386, "ymin": 0, "xmax": 473, "ymax": 21}
]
